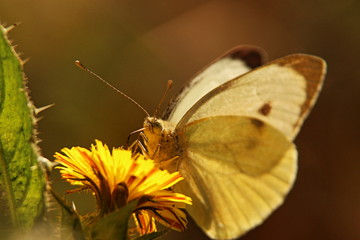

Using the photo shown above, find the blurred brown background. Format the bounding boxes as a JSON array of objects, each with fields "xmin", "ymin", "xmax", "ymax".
[{"xmin": 1, "ymin": 0, "xmax": 359, "ymax": 239}]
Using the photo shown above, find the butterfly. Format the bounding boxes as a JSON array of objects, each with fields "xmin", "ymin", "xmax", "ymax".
[{"xmin": 139, "ymin": 46, "xmax": 326, "ymax": 239}]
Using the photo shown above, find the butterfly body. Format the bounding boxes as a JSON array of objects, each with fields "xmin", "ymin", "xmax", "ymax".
[
  {"xmin": 140, "ymin": 46, "xmax": 326, "ymax": 239},
  {"xmin": 142, "ymin": 117, "xmax": 179, "ymax": 171}
]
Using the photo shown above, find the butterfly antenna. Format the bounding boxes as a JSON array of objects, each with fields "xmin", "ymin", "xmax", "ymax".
[
  {"xmin": 153, "ymin": 80, "xmax": 173, "ymax": 117},
  {"xmin": 75, "ymin": 60, "xmax": 150, "ymax": 117}
]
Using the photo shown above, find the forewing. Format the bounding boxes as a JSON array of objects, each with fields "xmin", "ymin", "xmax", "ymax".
[
  {"xmin": 176, "ymin": 116, "xmax": 297, "ymax": 239},
  {"xmin": 163, "ymin": 46, "xmax": 266, "ymax": 124},
  {"xmin": 177, "ymin": 54, "xmax": 326, "ymax": 141}
]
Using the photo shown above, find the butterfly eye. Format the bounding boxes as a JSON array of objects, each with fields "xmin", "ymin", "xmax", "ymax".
[
  {"xmin": 151, "ymin": 121, "xmax": 163, "ymax": 134},
  {"xmin": 143, "ymin": 117, "xmax": 163, "ymax": 134}
]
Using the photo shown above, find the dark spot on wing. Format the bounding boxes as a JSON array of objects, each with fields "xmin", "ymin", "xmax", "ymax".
[
  {"xmin": 258, "ymin": 102, "xmax": 272, "ymax": 116},
  {"xmin": 251, "ymin": 118, "xmax": 264, "ymax": 128},
  {"xmin": 246, "ymin": 138, "xmax": 258, "ymax": 150},
  {"xmin": 230, "ymin": 46, "xmax": 265, "ymax": 69}
]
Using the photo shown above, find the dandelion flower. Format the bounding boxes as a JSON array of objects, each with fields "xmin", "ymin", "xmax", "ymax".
[{"xmin": 54, "ymin": 140, "xmax": 191, "ymax": 236}]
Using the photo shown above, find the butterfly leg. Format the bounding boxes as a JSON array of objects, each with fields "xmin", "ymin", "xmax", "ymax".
[
  {"xmin": 127, "ymin": 131, "xmax": 152, "ymax": 160},
  {"xmin": 127, "ymin": 127, "xmax": 146, "ymax": 144},
  {"xmin": 136, "ymin": 140, "xmax": 151, "ymax": 159},
  {"xmin": 140, "ymin": 132, "xmax": 148, "ymax": 143}
]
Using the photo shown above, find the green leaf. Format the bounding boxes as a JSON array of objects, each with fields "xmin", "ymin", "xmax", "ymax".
[
  {"xmin": 51, "ymin": 190, "xmax": 86, "ymax": 240},
  {"xmin": 91, "ymin": 200, "xmax": 138, "ymax": 240},
  {"xmin": 0, "ymin": 24, "xmax": 46, "ymax": 234}
]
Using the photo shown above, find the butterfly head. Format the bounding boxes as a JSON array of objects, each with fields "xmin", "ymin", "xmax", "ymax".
[{"xmin": 143, "ymin": 117, "xmax": 164, "ymax": 135}]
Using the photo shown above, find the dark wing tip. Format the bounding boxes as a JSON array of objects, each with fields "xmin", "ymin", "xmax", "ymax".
[
  {"xmin": 274, "ymin": 54, "xmax": 327, "ymax": 83},
  {"xmin": 227, "ymin": 45, "xmax": 267, "ymax": 69}
]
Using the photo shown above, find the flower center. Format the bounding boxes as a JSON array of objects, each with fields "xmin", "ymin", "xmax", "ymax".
[{"xmin": 112, "ymin": 182, "xmax": 129, "ymax": 209}]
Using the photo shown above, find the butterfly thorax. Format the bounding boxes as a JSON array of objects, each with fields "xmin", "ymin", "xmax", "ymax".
[{"xmin": 142, "ymin": 117, "xmax": 179, "ymax": 172}]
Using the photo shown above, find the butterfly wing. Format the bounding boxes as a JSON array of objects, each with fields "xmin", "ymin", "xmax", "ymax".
[
  {"xmin": 177, "ymin": 54, "xmax": 326, "ymax": 141},
  {"xmin": 170, "ymin": 54, "xmax": 325, "ymax": 239},
  {"xmin": 162, "ymin": 45, "xmax": 266, "ymax": 124},
  {"xmin": 175, "ymin": 116, "xmax": 297, "ymax": 239}
]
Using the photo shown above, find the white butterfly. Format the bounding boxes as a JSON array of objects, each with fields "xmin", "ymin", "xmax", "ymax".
[{"xmin": 140, "ymin": 46, "xmax": 326, "ymax": 239}]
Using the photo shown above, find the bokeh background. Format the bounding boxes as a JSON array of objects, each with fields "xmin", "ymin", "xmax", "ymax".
[{"xmin": 1, "ymin": 1, "xmax": 359, "ymax": 239}]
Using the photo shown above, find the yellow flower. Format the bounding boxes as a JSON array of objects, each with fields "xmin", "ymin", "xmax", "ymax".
[{"xmin": 54, "ymin": 140, "xmax": 191, "ymax": 236}]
